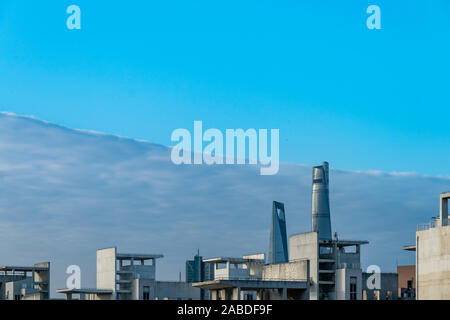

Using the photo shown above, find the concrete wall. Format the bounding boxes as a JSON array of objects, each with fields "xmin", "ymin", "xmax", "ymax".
[
  {"xmin": 0, "ymin": 275, "xmax": 27, "ymax": 299},
  {"xmin": 155, "ymin": 281, "xmax": 201, "ymax": 300},
  {"xmin": 289, "ymin": 232, "xmax": 318, "ymax": 299},
  {"xmin": 335, "ymin": 268, "xmax": 362, "ymax": 300},
  {"xmin": 262, "ymin": 260, "xmax": 309, "ymax": 281},
  {"xmin": 5, "ymin": 278, "xmax": 33, "ymax": 300},
  {"xmin": 417, "ymin": 225, "xmax": 450, "ymax": 299},
  {"xmin": 22, "ymin": 292, "xmax": 42, "ymax": 300},
  {"xmin": 122, "ymin": 264, "xmax": 155, "ymax": 280},
  {"xmin": 242, "ymin": 254, "xmax": 265, "ymax": 277},
  {"xmin": 132, "ymin": 278, "xmax": 155, "ymax": 300},
  {"xmin": 34, "ymin": 262, "xmax": 50, "ymax": 299},
  {"xmin": 97, "ymin": 247, "xmax": 117, "ymax": 294}
]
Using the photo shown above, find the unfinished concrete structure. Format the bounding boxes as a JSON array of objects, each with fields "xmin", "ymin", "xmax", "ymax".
[
  {"xmin": 414, "ymin": 192, "xmax": 450, "ymax": 299},
  {"xmin": 193, "ymin": 254, "xmax": 310, "ymax": 300},
  {"xmin": 268, "ymin": 201, "xmax": 288, "ymax": 265},
  {"xmin": 58, "ymin": 247, "xmax": 201, "ymax": 300},
  {"xmin": 0, "ymin": 262, "xmax": 50, "ymax": 300},
  {"xmin": 290, "ymin": 232, "xmax": 368, "ymax": 300}
]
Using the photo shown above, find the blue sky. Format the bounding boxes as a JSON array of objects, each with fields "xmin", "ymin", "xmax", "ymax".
[{"xmin": 0, "ymin": 0, "xmax": 449, "ymax": 175}]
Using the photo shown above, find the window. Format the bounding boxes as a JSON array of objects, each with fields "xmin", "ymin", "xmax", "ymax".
[
  {"xmin": 350, "ymin": 277, "xmax": 357, "ymax": 300},
  {"xmin": 407, "ymin": 280, "xmax": 413, "ymax": 289}
]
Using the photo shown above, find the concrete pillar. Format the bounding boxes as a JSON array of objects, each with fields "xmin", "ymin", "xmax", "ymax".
[
  {"xmin": 220, "ymin": 289, "xmax": 227, "ymax": 300},
  {"xmin": 282, "ymin": 287, "xmax": 287, "ymax": 300},
  {"xmin": 233, "ymin": 287, "xmax": 241, "ymax": 300},
  {"xmin": 67, "ymin": 293, "xmax": 72, "ymax": 300},
  {"xmin": 212, "ymin": 290, "xmax": 217, "ymax": 300}
]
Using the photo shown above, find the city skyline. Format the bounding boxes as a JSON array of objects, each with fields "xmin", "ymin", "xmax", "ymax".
[{"xmin": 0, "ymin": 112, "xmax": 447, "ymax": 298}]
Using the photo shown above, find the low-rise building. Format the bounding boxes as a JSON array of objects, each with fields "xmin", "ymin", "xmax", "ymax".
[
  {"xmin": 0, "ymin": 262, "xmax": 50, "ymax": 300},
  {"xmin": 58, "ymin": 247, "xmax": 201, "ymax": 300},
  {"xmin": 193, "ymin": 254, "xmax": 310, "ymax": 300}
]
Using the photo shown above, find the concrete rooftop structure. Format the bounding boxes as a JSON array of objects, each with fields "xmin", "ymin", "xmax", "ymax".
[
  {"xmin": 0, "ymin": 262, "xmax": 50, "ymax": 300},
  {"xmin": 58, "ymin": 247, "xmax": 201, "ymax": 300}
]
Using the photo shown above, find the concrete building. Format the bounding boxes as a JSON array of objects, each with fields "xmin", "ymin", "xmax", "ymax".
[
  {"xmin": 290, "ymin": 232, "xmax": 368, "ymax": 300},
  {"xmin": 0, "ymin": 262, "xmax": 50, "ymax": 300},
  {"xmin": 268, "ymin": 201, "xmax": 288, "ymax": 265},
  {"xmin": 397, "ymin": 265, "xmax": 415, "ymax": 299},
  {"xmin": 413, "ymin": 192, "xmax": 450, "ymax": 299},
  {"xmin": 193, "ymin": 254, "xmax": 310, "ymax": 300},
  {"xmin": 58, "ymin": 247, "xmax": 201, "ymax": 300},
  {"xmin": 186, "ymin": 250, "xmax": 214, "ymax": 299}
]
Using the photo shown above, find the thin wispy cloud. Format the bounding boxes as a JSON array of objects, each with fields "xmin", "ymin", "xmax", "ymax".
[{"xmin": 0, "ymin": 112, "xmax": 448, "ymax": 297}]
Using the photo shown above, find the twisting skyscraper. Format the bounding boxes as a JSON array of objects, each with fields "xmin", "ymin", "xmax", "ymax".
[
  {"xmin": 268, "ymin": 201, "xmax": 288, "ymax": 264},
  {"xmin": 311, "ymin": 162, "xmax": 332, "ymax": 240}
]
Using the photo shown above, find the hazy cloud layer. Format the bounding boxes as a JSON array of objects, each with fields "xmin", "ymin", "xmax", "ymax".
[{"xmin": 0, "ymin": 112, "xmax": 448, "ymax": 297}]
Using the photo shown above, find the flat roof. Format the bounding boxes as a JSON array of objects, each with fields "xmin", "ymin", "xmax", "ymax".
[
  {"xmin": 203, "ymin": 257, "xmax": 265, "ymax": 264},
  {"xmin": 116, "ymin": 253, "xmax": 163, "ymax": 260},
  {"xmin": 0, "ymin": 266, "xmax": 49, "ymax": 272},
  {"xmin": 193, "ymin": 279, "xmax": 308, "ymax": 290},
  {"xmin": 57, "ymin": 288, "xmax": 113, "ymax": 295}
]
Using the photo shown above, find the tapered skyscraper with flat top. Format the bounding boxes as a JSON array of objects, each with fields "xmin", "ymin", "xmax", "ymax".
[
  {"xmin": 268, "ymin": 201, "xmax": 288, "ymax": 264},
  {"xmin": 311, "ymin": 162, "xmax": 332, "ymax": 240}
]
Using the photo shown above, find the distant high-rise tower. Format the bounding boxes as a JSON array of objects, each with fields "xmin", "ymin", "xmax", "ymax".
[
  {"xmin": 186, "ymin": 250, "xmax": 214, "ymax": 300},
  {"xmin": 269, "ymin": 201, "xmax": 288, "ymax": 264},
  {"xmin": 311, "ymin": 162, "xmax": 332, "ymax": 240}
]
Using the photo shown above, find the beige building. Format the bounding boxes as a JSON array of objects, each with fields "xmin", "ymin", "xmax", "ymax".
[{"xmin": 415, "ymin": 192, "xmax": 450, "ymax": 300}]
